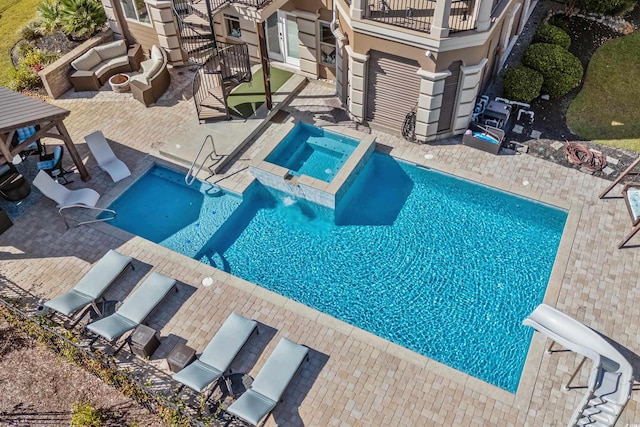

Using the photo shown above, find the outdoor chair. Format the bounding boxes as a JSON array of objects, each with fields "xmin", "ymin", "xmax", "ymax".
[
  {"xmin": 33, "ymin": 170, "xmax": 99, "ymax": 208},
  {"xmin": 44, "ymin": 250, "xmax": 134, "ymax": 326},
  {"xmin": 84, "ymin": 131, "xmax": 131, "ymax": 183},
  {"xmin": 37, "ymin": 145, "xmax": 72, "ymax": 184},
  {"xmin": 86, "ymin": 272, "xmax": 177, "ymax": 346},
  {"xmin": 11, "ymin": 125, "xmax": 43, "ymax": 159},
  {"xmin": 226, "ymin": 338, "xmax": 309, "ymax": 426},
  {"xmin": 619, "ymin": 182, "xmax": 640, "ymax": 248},
  {"xmin": 172, "ymin": 312, "xmax": 258, "ymax": 400}
]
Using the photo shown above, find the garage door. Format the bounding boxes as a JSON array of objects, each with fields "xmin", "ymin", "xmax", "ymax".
[{"xmin": 366, "ymin": 50, "xmax": 421, "ymax": 131}]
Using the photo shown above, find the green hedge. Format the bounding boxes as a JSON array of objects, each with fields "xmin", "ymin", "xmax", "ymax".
[
  {"xmin": 503, "ymin": 66, "xmax": 544, "ymax": 103},
  {"xmin": 523, "ymin": 43, "xmax": 583, "ymax": 98},
  {"xmin": 579, "ymin": 0, "xmax": 636, "ymax": 15},
  {"xmin": 532, "ymin": 23, "xmax": 571, "ymax": 50}
]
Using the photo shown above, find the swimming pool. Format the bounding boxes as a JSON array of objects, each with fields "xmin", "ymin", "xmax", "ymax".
[
  {"xmin": 105, "ymin": 156, "xmax": 567, "ymax": 392},
  {"xmin": 265, "ymin": 122, "xmax": 358, "ymax": 182}
]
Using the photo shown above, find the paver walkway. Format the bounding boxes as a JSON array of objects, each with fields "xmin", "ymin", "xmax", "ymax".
[{"xmin": 1, "ymin": 73, "xmax": 639, "ymax": 426}]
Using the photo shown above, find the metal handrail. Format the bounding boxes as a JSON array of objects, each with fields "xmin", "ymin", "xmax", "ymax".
[
  {"xmin": 185, "ymin": 134, "xmax": 218, "ymax": 185},
  {"xmin": 58, "ymin": 205, "xmax": 116, "ymax": 229}
]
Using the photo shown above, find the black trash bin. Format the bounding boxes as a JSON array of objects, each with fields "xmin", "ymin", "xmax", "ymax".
[
  {"xmin": 0, "ymin": 163, "xmax": 31, "ymax": 201},
  {"xmin": 0, "ymin": 209, "xmax": 12, "ymax": 234}
]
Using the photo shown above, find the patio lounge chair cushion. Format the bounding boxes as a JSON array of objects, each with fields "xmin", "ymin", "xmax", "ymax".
[
  {"xmin": 626, "ymin": 187, "xmax": 640, "ymax": 222},
  {"xmin": 87, "ymin": 272, "xmax": 176, "ymax": 341},
  {"xmin": 71, "ymin": 49, "xmax": 102, "ymax": 72},
  {"xmin": 84, "ymin": 131, "xmax": 131, "ymax": 182},
  {"xmin": 227, "ymin": 338, "xmax": 309, "ymax": 426},
  {"xmin": 33, "ymin": 170, "xmax": 100, "ymax": 208},
  {"xmin": 172, "ymin": 312, "xmax": 258, "ymax": 392},
  {"xmin": 36, "ymin": 145, "xmax": 62, "ymax": 170},
  {"xmin": 44, "ymin": 249, "xmax": 133, "ymax": 316}
]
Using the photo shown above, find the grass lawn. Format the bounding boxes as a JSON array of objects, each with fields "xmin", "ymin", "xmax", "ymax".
[
  {"xmin": 0, "ymin": 0, "xmax": 40, "ymax": 87},
  {"xmin": 227, "ymin": 66, "xmax": 293, "ymax": 119},
  {"xmin": 566, "ymin": 31, "xmax": 640, "ymax": 152}
]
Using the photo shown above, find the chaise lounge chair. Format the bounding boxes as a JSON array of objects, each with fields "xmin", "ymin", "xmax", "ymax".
[
  {"xmin": 172, "ymin": 312, "xmax": 258, "ymax": 399},
  {"xmin": 44, "ymin": 250, "xmax": 134, "ymax": 325},
  {"xmin": 84, "ymin": 131, "xmax": 131, "ymax": 183},
  {"xmin": 619, "ymin": 182, "xmax": 640, "ymax": 248},
  {"xmin": 33, "ymin": 170, "xmax": 100, "ymax": 208},
  {"xmin": 86, "ymin": 272, "xmax": 176, "ymax": 343},
  {"xmin": 226, "ymin": 338, "xmax": 309, "ymax": 426}
]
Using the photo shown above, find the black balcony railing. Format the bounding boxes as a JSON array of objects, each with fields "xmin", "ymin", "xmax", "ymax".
[
  {"xmin": 365, "ymin": 0, "xmax": 476, "ymax": 34},
  {"xmin": 209, "ymin": 0, "xmax": 270, "ymax": 9}
]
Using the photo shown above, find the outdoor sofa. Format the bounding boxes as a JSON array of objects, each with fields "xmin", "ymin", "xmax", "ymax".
[
  {"xmin": 130, "ymin": 45, "xmax": 170, "ymax": 107},
  {"xmin": 70, "ymin": 39, "xmax": 142, "ymax": 92}
]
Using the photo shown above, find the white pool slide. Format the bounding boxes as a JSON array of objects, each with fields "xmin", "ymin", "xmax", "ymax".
[{"xmin": 523, "ymin": 304, "xmax": 634, "ymax": 427}]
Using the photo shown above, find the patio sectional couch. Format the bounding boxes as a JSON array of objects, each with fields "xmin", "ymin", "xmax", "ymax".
[{"xmin": 70, "ymin": 40, "xmax": 142, "ymax": 92}]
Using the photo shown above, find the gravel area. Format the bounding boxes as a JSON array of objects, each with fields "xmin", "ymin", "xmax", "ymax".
[{"xmin": 0, "ymin": 318, "xmax": 165, "ymax": 427}]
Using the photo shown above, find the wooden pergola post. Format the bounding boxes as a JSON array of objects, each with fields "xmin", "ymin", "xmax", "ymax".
[{"xmin": 257, "ymin": 21, "xmax": 273, "ymax": 111}]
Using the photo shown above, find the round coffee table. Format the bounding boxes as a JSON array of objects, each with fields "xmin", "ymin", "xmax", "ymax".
[{"xmin": 109, "ymin": 73, "xmax": 130, "ymax": 93}]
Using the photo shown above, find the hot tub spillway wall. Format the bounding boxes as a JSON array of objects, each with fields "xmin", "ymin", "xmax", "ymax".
[{"xmin": 249, "ymin": 125, "xmax": 376, "ymax": 209}]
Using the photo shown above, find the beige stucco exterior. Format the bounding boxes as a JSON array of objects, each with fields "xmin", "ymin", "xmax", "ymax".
[{"xmin": 101, "ymin": 0, "xmax": 534, "ymax": 140}]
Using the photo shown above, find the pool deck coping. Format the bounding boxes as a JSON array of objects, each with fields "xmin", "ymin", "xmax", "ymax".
[{"xmin": 91, "ymin": 124, "xmax": 579, "ymax": 408}]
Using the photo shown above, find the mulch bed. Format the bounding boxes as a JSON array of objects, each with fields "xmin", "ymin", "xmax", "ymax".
[{"xmin": 487, "ymin": 0, "xmax": 640, "ymax": 179}]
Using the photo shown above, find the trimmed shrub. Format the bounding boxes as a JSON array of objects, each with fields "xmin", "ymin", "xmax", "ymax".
[
  {"xmin": 523, "ymin": 43, "xmax": 583, "ymax": 98},
  {"xmin": 503, "ymin": 66, "xmax": 544, "ymax": 103},
  {"xmin": 532, "ymin": 23, "xmax": 571, "ymax": 50},
  {"xmin": 579, "ymin": 0, "xmax": 635, "ymax": 15}
]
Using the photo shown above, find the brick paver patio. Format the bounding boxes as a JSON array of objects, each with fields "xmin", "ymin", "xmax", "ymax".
[{"xmin": 1, "ymin": 73, "xmax": 639, "ymax": 426}]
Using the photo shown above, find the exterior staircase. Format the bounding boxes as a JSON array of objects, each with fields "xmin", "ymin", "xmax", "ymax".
[
  {"xmin": 192, "ymin": 42, "xmax": 252, "ymax": 122},
  {"xmin": 172, "ymin": 0, "xmax": 252, "ymax": 122}
]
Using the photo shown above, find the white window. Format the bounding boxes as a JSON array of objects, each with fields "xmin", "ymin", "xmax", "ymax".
[
  {"xmin": 225, "ymin": 14, "xmax": 241, "ymax": 38},
  {"xmin": 319, "ymin": 21, "xmax": 336, "ymax": 66},
  {"xmin": 120, "ymin": 0, "xmax": 150, "ymax": 24}
]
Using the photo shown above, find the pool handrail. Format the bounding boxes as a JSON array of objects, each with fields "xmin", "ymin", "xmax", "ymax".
[
  {"xmin": 58, "ymin": 204, "xmax": 116, "ymax": 229},
  {"xmin": 185, "ymin": 134, "xmax": 223, "ymax": 185}
]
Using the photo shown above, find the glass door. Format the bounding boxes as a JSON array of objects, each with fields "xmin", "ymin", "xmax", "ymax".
[
  {"xmin": 266, "ymin": 12, "xmax": 283, "ymax": 62},
  {"xmin": 265, "ymin": 11, "xmax": 299, "ymax": 67},
  {"xmin": 281, "ymin": 12, "xmax": 299, "ymax": 67}
]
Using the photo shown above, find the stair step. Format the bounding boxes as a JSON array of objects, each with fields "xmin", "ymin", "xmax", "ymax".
[
  {"xmin": 183, "ymin": 14, "xmax": 211, "ymax": 30},
  {"xmin": 581, "ymin": 406, "xmax": 617, "ymax": 424},
  {"xmin": 586, "ymin": 399, "xmax": 622, "ymax": 416},
  {"xmin": 189, "ymin": 1, "xmax": 209, "ymax": 18},
  {"xmin": 186, "ymin": 41, "xmax": 216, "ymax": 54}
]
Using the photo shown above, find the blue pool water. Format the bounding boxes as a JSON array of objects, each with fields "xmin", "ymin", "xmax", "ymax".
[
  {"xmin": 105, "ymin": 156, "xmax": 567, "ymax": 392},
  {"xmin": 266, "ymin": 122, "xmax": 358, "ymax": 182}
]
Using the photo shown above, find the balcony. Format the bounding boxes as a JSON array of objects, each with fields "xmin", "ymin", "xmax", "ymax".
[
  {"xmin": 365, "ymin": 0, "xmax": 477, "ymax": 34},
  {"xmin": 209, "ymin": 0, "xmax": 270, "ymax": 9}
]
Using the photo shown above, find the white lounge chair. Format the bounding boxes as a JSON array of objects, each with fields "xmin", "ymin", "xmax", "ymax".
[
  {"xmin": 33, "ymin": 170, "xmax": 99, "ymax": 208},
  {"xmin": 227, "ymin": 338, "xmax": 309, "ymax": 426},
  {"xmin": 173, "ymin": 312, "xmax": 258, "ymax": 399},
  {"xmin": 44, "ymin": 250, "xmax": 134, "ymax": 325},
  {"xmin": 86, "ymin": 272, "xmax": 176, "ymax": 344},
  {"xmin": 84, "ymin": 131, "xmax": 131, "ymax": 183}
]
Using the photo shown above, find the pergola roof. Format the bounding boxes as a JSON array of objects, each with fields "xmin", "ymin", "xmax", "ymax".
[
  {"xmin": 0, "ymin": 88, "xmax": 89, "ymax": 181},
  {"xmin": 0, "ymin": 87, "xmax": 70, "ymax": 132}
]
